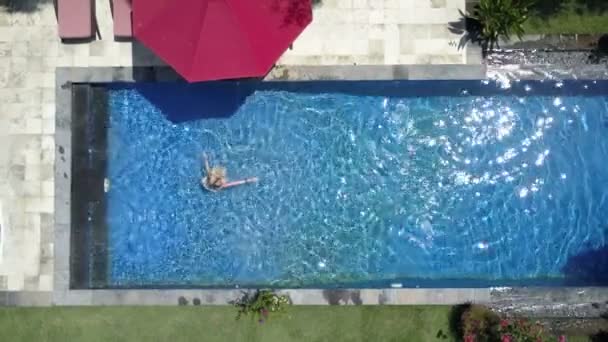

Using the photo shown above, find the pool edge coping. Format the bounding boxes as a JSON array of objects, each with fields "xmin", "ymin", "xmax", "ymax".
[{"xmin": 48, "ymin": 65, "xmax": 608, "ymax": 311}]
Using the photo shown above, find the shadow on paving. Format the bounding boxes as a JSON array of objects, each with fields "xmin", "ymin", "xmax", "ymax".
[
  {"xmin": 589, "ymin": 34, "xmax": 608, "ymax": 64},
  {"xmin": 448, "ymin": 13, "xmax": 487, "ymax": 52}
]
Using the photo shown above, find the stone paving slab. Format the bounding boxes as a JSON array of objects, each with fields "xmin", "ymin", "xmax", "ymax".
[
  {"xmin": 45, "ymin": 287, "xmax": 608, "ymax": 315},
  {"xmin": 283, "ymin": 0, "xmax": 468, "ymax": 65},
  {"xmin": 0, "ymin": 291, "xmax": 51, "ymax": 306},
  {"xmin": 266, "ymin": 64, "xmax": 486, "ymax": 80},
  {"xmin": 49, "ymin": 288, "xmax": 491, "ymax": 306}
]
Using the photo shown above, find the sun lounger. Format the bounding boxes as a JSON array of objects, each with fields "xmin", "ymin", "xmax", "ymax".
[
  {"xmin": 58, "ymin": 0, "xmax": 94, "ymax": 40},
  {"xmin": 112, "ymin": 0, "xmax": 133, "ymax": 38}
]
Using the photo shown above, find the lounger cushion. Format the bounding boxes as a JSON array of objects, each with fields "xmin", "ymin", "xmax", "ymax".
[
  {"xmin": 113, "ymin": 0, "xmax": 133, "ymax": 37},
  {"xmin": 58, "ymin": 0, "xmax": 93, "ymax": 39}
]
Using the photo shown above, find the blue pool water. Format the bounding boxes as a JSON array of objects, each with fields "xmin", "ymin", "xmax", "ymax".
[{"xmin": 106, "ymin": 80, "xmax": 608, "ymax": 287}]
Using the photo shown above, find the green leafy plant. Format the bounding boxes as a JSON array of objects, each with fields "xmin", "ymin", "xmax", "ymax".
[
  {"xmin": 470, "ymin": 0, "xmax": 535, "ymax": 51},
  {"xmin": 234, "ymin": 290, "xmax": 291, "ymax": 323}
]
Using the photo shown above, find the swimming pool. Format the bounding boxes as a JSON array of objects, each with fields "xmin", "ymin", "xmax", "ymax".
[{"xmin": 94, "ymin": 80, "xmax": 608, "ymax": 288}]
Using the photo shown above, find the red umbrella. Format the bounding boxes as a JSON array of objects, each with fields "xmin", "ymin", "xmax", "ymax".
[{"xmin": 133, "ymin": 0, "xmax": 312, "ymax": 82}]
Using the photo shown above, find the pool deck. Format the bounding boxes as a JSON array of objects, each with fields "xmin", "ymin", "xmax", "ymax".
[{"xmin": 1, "ymin": 0, "xmax": 608, "ymax": 311}]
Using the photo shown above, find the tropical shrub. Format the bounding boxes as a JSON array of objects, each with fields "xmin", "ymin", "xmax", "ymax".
[
  {"xmin": 234, "ymin": 290, "xmax": 291, "ymax": 323},
  {"xmin": 470, "ymin": 0, "xmax": 535, "ymax": 50},
  {"xmin": 461, "ymin": 305, "xmax": 502, "ymax": 342}
]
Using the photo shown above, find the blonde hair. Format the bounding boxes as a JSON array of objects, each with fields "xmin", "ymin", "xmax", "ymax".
[
  {"xmin": 209, "ymin": 166, "xmax": 226, "ymax": 179},
  {"xmin": 206, "ymin": 166, "xmax": 226, "ymax": 189}
]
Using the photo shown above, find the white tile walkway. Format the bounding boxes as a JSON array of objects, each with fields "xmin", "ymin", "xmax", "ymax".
[
  {"xmin": 0, "ymin": 0, "xmax": 468, "ymax": 291},
  {"xmin": 288, "ymin": 0, "xmax": 466, "ymax": 65}
]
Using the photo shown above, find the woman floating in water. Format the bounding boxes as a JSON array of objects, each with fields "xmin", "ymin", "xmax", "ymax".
[{"xmin": 202, "ymin": 153, "xmax": 258, "ymax": 192}]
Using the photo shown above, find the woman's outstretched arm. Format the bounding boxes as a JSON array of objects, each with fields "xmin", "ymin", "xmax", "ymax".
[
  {"xmin": 203, "ymin": 153, "xmax": 211, "ymax": 173},
  {"xmin": 221, "ymin": 177, "xmax": 259, "ymax": 189}
]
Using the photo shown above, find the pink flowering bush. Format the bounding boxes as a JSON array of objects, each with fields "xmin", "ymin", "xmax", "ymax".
[
  {"xmin": 458, "ymin": 304, "xmax": 566, "ymax": 342},
  {"xmin": 497, "ymin": 318, "xmax": 566, "ymax": 342}
]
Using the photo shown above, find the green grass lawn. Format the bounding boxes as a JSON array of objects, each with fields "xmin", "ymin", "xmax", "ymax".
[
  {"xmin": 0, "ymin": 306, "xmax": 455, "ymax": 342},
  {"xmin": 523, "ymin": 0, "xmax": 608, "ymax": 34},
  {"xmin": 524, "ymin": 13, "xmax": 608, "ymax": 34}
]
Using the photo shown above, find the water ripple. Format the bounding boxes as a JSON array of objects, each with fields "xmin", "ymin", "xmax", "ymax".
[{"xmin": 106, "ymin": 86, "xmax": 608, "ymax": 287}]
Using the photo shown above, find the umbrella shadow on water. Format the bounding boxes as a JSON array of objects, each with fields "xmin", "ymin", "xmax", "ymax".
[{"xmin": 134, "ymin": 81, "xmax": 257, "ymax": 123}]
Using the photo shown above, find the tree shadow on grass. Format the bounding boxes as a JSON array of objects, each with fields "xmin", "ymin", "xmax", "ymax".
[
  {"xmin": 573, "ymin": 0, "xmax": 608, "ymax": 13},
  {"xmin": 529, "ymin": 0, "xmax": 570, "ymax": 18},
  {"xmin": 229, "ymin": 290, "xmax": 255, "ymax": 320},
  {"xmin": 448, "ymin": 303, "xmax": 472, "ymax": 341},
  {"xmin": 529, "ymin": 0, "xmax": 608, "ymax": 19},
  {"xmin": 0, "ymin": 0, "xmax": 52, "ymax": 12}
]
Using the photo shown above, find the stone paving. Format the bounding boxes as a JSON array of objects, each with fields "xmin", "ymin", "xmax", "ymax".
[
  {"xmin": 3, "ymin": 0, "xmax": 160, "ymax": 292},
  {"xmin": 283, "ymin": 0, "xmax": 468, "ymax": 64},
  {"xmin": 0, "ymin": 0, "xmax": 469, "ymax": 292}
]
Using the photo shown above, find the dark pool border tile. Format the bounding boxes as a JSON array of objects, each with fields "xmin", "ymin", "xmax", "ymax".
[
  {"xmin": 50, "ymin": 66, "xmax": 608, "ymax": 311},
  {"xmin": 68, "ymin": 85, "xmax": 109, "ymax": 289}
]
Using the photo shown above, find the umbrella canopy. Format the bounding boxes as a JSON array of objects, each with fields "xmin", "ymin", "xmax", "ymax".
[{"xmin": 133, "ymin": 0, "xmax": 312, "ymax": 82}]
